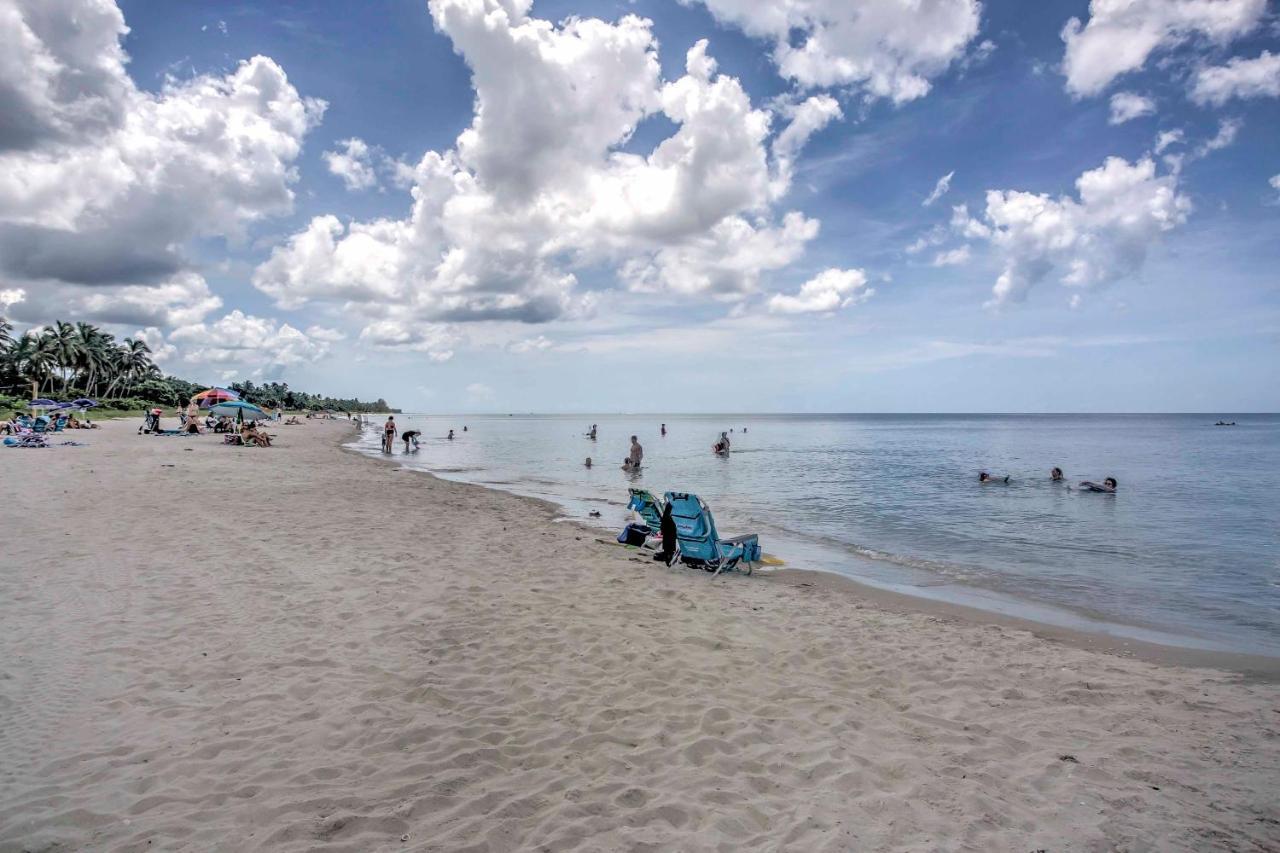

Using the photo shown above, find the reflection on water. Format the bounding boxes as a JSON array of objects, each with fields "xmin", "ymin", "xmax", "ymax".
[{"xmin": 351, "ymin": 413, "xmax": 1280, "ymax": 655}]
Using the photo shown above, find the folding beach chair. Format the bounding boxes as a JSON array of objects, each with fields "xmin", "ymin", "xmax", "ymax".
[
  {"xmin": 662, "ymin": 492, "xmax": 761, "ymax": 576},
  {"xmin": 627, "ymin": 488, "xmax": 665, "ymax": 529}
]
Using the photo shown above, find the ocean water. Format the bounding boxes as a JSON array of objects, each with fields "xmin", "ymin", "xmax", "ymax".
[{"xmin": 350, "ymin": 414, "xmax": 1280, "ymax": 656}]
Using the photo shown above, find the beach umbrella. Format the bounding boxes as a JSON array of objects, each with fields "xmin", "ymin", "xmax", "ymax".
[
  {"xmin": 210, "ymin": 400, "xmax": 267, "ymax": 423},
  {"xmin": 71, "ymin": 398, "xmax": 98, "ymax": 409},
  {"xmin": 193, "ymin": 387, "xmax": 240, "ymax": 409},
  {"xmin": 29, "ymin": 398, "xmax": 60, "ymax": 409}
]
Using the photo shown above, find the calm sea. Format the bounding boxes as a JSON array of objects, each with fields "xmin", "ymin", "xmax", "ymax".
[{"xmin": 350, "ymin": 414, "xmax": 1280, "ymax": 656}]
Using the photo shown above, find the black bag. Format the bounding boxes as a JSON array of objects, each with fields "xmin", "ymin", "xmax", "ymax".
[{"xmin": 617, "ymin": 523, "xmax": 651, "ymax": 546}]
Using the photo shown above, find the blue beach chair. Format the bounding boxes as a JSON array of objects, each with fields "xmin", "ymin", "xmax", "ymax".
[
  {"xmin": 627, "ymin": 488, "xmax": 665, "ymax": 529},
  {"xmin": 662, "ymin": 492, "xmax": 761, "ymax": 576}
]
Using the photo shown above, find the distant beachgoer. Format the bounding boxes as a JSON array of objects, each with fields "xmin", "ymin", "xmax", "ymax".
[
  {"xmin": 382, "ymin": 416, "xmax": 397, "ymax": 452},
  {"xmin": 713, "ymin": 431, "xmax": 730, "ymax": 454},
  {"xmin": 463, "ymin": 426, "xmax": 468, "ymax": 432},
  {"xmin": 1051, "ymin": 467, "xmax": 1064, "ymax": 481},
  {"xmin": 979, "ymin": 472, "xmax": 1010, "ymax": 484},
  {"xmin": 402, "ymin": 430, "xmax": 421, "ymax": 451},
  {"xmin": 587, "ymin": 423, "xmax": 597, "ymax": 440},
  {"xmin": 660, "ymin": 423, "xmax": 666, "ymax": 436},
  {"xmin": 584, "ymin": 457, "xmax": 593, "ymax": 468},
  {"xmin": 447, "ymin": 429, "xmax": 455, "ymax": 440},
  {"xmin": 1080, "ymin": 477, "xmax": 1117, "ymax": 493}
]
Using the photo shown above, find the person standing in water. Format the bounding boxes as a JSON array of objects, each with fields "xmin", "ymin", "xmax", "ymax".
[
  {"xmin": 660, "ymin": 423, "xmax": 666, "ymax": 436},
  {"xmin": 713, "ymin": 431, "xmax": 730, "ymax": 454},
  {"xmin": 382, "ymin": 415, "xmax": 397, "ymax": 453},
  {"xmin": 628, "ymin": 435, "xmax": 644, "ymax": 469},
  {"xmin": 402, "ymin": 430, "xmax": 421, "ymax": 452},
  {"xmin": 447, "ymin": 429, "xmax": 455, "ymax": 440}
]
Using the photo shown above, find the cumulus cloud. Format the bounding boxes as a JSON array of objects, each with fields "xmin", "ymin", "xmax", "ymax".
[
  {"xmin": 1061, "ymin": 0, "xmax": 1265, "ymax": 97},
  {"xmin": 932, "ymin": 246, "xmax": 972, "ymax": 267},
  {"xmin": 768, "ymin": 268, "xmax": 872, "ymax": 314},
  {"xmin": 683, "ymin": 0, "xmax": 982, "ymax": 102},
  {"xmin": 323, "ymin": 137, "xmax": 379, "ymax": 191},
  {"xmin": 923, "ymin": 171, "xmax": 955, "ymax": 206},
  {"xmin": 169, "ymin": 309, "xmax": 333, "ymax": 369},
  {"xmin": 1190, "ymin": 50, "xmax": 1280, "ymax": 105},
  {"xmin": 1108, "ymin": 91, "xmax": 1156, "ymax": 124},
  {"xmin": 0, "ymin": 0, "xmax": 324, "ymax": 329},
  {"xmin": 358, "ymin": 319, "xmax": 458, "ymax": 361},
  {"xmin": 255, "ymin": 2, "xmax": 841, "ymax": 341},
  {"xmin": 508, "ymin": 335, "xmax": 554, "ymax": 354},
  {"xmin": 964, "ymin": 157, "xmax": 1190, "ymax": 306},
  {"xmin": 1153, "ymin": 129, "xmax": 1185, "ymax": 154},
  {"xmin": 6, "ymin": 272, "xmax": 223, "ymax": 329}
]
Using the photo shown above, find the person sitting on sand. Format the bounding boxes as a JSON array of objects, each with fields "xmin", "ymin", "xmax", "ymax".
[
  {"xmin": 979, "ymin": 472, "xmax": 1010, "ymax": 484},
  {"xmin": 402, "ymin": 430, "xmax": 421, "ymax": 451},
  {"xmin": 1051, "ymin": 467, "xmax": 1064, "ymax": 481},
  {"xmin": 241, "ymin": 422, "xmax": 271, "ymax": 447},
  {"xmin": 1080, "ymin": 477, "xmax": 1117, "ymax": 493}
]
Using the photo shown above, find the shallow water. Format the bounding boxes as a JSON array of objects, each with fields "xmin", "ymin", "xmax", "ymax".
[{"xmin": 351, "ymin": 414, "xmax": 1280, "ymax": 656}]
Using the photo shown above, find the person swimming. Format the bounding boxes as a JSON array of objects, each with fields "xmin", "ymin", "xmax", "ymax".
[
  {"xmin": 979, "ymin": 471, "xmax": 1010, "ymax": 484},
  {"xmin": 1080, "ymin": 477, "xmax": 1117, "ymax": 493},
  {"xmin": 1051, "ymin": 467, "xmax": 1064, "ymax": 481},
  {"xmin": 584, "ymin": 457, "xmax": 592, "ymax": 468}
]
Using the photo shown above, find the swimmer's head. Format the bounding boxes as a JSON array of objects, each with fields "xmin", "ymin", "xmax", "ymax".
[{"xmin": 1105, "ymin": 477, "xmax": 1117, "ymax": 489}]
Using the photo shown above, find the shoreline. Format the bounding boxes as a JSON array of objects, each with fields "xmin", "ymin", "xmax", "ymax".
[
  {"xmin": 3, "ymin": 420, "xmax": 1277, "ymax": 851},
  {"xmin": 344, "ymin": 427, "xmax": 1280, "ymax": 679}
]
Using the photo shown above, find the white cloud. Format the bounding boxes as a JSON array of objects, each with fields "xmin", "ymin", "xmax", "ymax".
[
  {"xmin": 1196, "ymin": 117, "xmax": 1242, "ymax": 156},
  {"xmin": 508, "ymin": 335, "xmax": 554, "ymax": 354},
  {"xmin": 1153, "ymin": 129, "xmax": 1184, "ymax": 154},
  {"xmin": 966, "ymin": 157, "xmax": 1191, "ymax": 306},
  {"xmin": 169, "ymin": 309, "xmax": 333, "ymax": 368},
  {"xmin": 358, "ymin": 319, "xmax": 458, "ymax": 361},
  {"xmin": 255, "ymin": 3, "xmax": 841, "ymax": 339},
  {"xmin": 683, "ymin": 0, "xmax": 982, "ymax": 103},
  {"xmin": 323, "ymin": 137, "xmax": 379, "ymax": 191},
  {"xmin": 6, "ymin": 272, "xmax": 222, "ymax": 329},
  {"xmin": 132, "ymin": 326, "xmax": 176, "ymax": 363},
  {"xmin": 1190, "ymin": 50, "xmax": 1280, "ymax": 105},
  {"xmin": 932, "ymin": 245, "xmax": 972, "ymax": 267},
  {"xmin": 1271, "ymin": 174, "xmax": 1280, "ymax": 199},
  {"xmin": 1108, "ymin": 91, "xmax": 1156, "ymax": 124},
  {"xmin": 923, "ymin": 171, "xmax": 955, "ymax": 206},
  {"xmin": 0, "ymin": 0, "xmax": 324, "ymax": 329},
  {"xmin": 0, "ymin": 287, "xmax": 25, "ymax": 313},
  {"xmin": 950, "ymin": 204, "xmax": 992, "ymax": 240},
  {"xmin": 305, "ymin": 325, "xmax": 346, "ymax": 342},
  {"xmin": 768, "ymin": 268, "xmax": 872, "ymax": 314},
  {"xmin": 1061, "ymin": 0, "xmax": 1266, "ymax": 96}
]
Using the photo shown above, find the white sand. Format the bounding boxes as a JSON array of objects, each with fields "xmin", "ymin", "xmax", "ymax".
[{"xmin": 1, "ymin": 420, "xmax": 1277, "ymax": 852}]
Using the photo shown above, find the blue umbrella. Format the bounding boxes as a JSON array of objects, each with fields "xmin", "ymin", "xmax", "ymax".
[
  {"xmin": 71, "ymin": 398, "xmax": 98, "ymax": 409},
  {"xmin": 29, "ymin": 398, "xmax": 60, "ymax": 409},
  {"xmin": 210, "ymin": 400, "xmax": 267, "ymax": 423}
]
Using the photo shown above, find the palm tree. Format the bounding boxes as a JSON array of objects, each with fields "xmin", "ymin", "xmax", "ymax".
[
  {"xmin": 119, "ymin": 338, "xmax": 154, "ymax": 398},
  {"xmin": 43, "ymin": 320, "xmax": 81, "ymax": 393},
  {"xmin": 0, "ymin": 317, "xmax": 12, "ymax": 351},
  {"xmin": 9, "ymin": 333, "xmax": 56, "ymax": 398}
]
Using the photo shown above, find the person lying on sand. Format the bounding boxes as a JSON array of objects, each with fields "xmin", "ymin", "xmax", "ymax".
[
  {"xmin": 1080, "ymin": 477, "xmax": 1117, "ymax": 493},
  {"xmin": 284, "ymin": 415, "xmax": 301, "ymax": 425},
  {"xmin": 979, "ymin": 472, "xmax": 1010, "ymax": 484}
]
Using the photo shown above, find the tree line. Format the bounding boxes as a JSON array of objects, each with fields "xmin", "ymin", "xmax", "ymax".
[{"xmin": 0, "ymin": 318, "xmax": 395, "ymax": 413}]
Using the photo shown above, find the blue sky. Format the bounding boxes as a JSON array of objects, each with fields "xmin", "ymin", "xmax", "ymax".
[{"xmin": 3, "ymin": 0, "xmax": 1278, "ymax": 411}]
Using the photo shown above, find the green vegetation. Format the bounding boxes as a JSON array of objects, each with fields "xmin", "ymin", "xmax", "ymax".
[{"xmin": 0, "ymin": 317, "xmax": 396, "ymax": 414}]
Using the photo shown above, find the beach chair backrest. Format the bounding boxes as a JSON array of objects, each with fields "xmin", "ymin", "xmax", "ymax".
[
  {"xmin": 627, "ymin": 489, "xmax": 665, "ymax": 529},
  {"xmin": 663, "ymin": 492, "xmax": 723, "ymax": 561}
]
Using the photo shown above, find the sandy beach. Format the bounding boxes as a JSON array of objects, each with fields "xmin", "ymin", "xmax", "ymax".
[{"xmin": 1, "ymin": 420, "xmax": 1277, "ymax": 852}]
